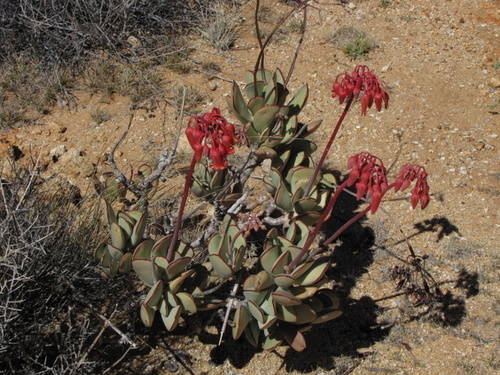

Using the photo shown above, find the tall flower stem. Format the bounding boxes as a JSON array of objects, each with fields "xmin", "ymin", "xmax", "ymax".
[
  {"xmin": 167, "ymin": 155, "xmax": 197, "ymax": 262},
  {"xmin": 302, "ymin": 97, "xmax": 353, "ymax": 198},
  {"xmin": 321, "ymin": 205, "xmax": 371, "ymax": 247},
  {"xmin": 287, "ymin": 179, "xmax": 350, "ymax": 271}
]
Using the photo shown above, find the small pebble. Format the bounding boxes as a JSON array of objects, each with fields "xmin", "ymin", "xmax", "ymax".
[{"xmin": 164, "ymin": 360, "xmax": 178, "ymax": 372}]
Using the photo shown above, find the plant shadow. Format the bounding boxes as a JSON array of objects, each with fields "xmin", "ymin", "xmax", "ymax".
[
  {"xmin": 278, "ymin": 188, "xmax": 389, "ymax": 372},
  {"xmin": 413, "ymin": 216, "xmax": 461, "ymax": 241}
]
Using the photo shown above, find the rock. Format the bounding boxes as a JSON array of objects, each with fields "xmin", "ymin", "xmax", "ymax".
[
  {"xmin": 487, "ymin": 77, "xmax": 500, "ymax": 88},
  {"xmin": 56, "ymin": 148, "xmax": 95, "ymax": 177},
  {"xmin": 47, "ymin": 122, "xmax": 67, "ymax": 134},
  {"xmin": 79, "ymin": 160, "xmax": 96, "ymax": 177},
  {"xmin": 208, "ymin": 82, "xmax": 218, "ymax": 91},
  {"xmin": 58, "ymin": 148, "xmax": 80, "ymax": 163},
  {"xmin": 50, "ymin": 145, "xmax": 67, "ymax": 159}
]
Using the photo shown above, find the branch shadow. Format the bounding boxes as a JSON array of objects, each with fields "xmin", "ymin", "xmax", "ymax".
[
  {"xmin": 277, "ymin": 189, "xmax": 474, "ymax": 372},
  {"xmin": 413, "ymin": 216, "xmax": 461, "ymax": 241}
]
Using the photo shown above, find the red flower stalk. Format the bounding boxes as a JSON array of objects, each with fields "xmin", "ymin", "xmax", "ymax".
[
  {"xmin": 332, "ymin": 65, "xmax": 389, "ymax": 116},
  {"xmin": 185, "ymin": 108, "xmax": 237, "ymax": 171},
  {"xmin": 168, "ymin": 108, "xmax": 236, "ymax": 261},
  {"xmin": 394, "ymin": 164, "xmax": 430, "ymax": 209},
  {"xmin": 289, "ymin": 152, "xmax": 388, "ymax": 270},
  {"xmin": 346, "ymin": 152, "xmax": 389, "ymax": 213},
  {"xmin": 289, "ymin": 153, "xmax": 431, "ymax": 270}
]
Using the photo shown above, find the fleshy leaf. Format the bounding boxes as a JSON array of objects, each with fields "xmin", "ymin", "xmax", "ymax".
[
  {"xmin": 247, "ymin": 300, "xmax": 266, "ymax": 324},
  {"xmin": 287, "ymin": 85, "xmax": 309, "ymax": 117},
  {"xmin": 166, "ymin": 256, "xmax": 191, "ymax": 280},
  {"xmin": 232, "ymin": 305, "xmax": 251, "ymax": 340},
  {"xmin": 294, "ymin": 258, "xmax": 329, "ymax": 286},
  {"xmin": 140, "ymin": 304, "xmax": 156, "ymax": 327},
  {"xmin": 176, "ymin": 292, "xmax": 197, "ymax": 314},
  {"xmin": 315, "ymin": 289, "xmax": 341, "ymax": 310},
  {"xmin": 282, "ymin": 327, "xmax": 307, "ymax": 352},
  {"xmin": 162, "ymin": 305, "xmax": 182, "ymax": 331},
  {"xmin": 274, "ymin": 274, "xmax": 295, "ymax": 288},
  {"xmin": 303, "ymin": 119, "xmax": 323, "ymax": 137},
  {"xmin": 245, "ymin": 321, "xmax": 261, "ymax": 347},
  {"xmin": 104, "ymin": 200, "xmax": 117, "ymax": 227},
  {"xmin": 260, "ymin": 292, "xmax": 277, "ymax": 316},
  {"xmin": 253, "ymin": 105, "xmax": 281, "ymax": 133},
  {"xmin": 118, "ymin": 252, "xmax": 133, "ymax": 273},
  {"xmin": 110, "ymin": 222, "xmax": 126, "ymax": 250},
  {"xmin": 228, "ymin": 82, "xmax": 252, "ymax": 124},
  {"xmin": 132, "ymin": 258, "xmax": 154, "ymax": 286},
  {"xmin": 247, "ymin": 95, "xmax": 265, "ymax": 114},
  {"xmin": 107, "ymin": 243, "xmax": 124, "ymax": 260},
  {"xmin": 257, "ymin": 315, "xmax": 278, "ymax": 330},
  {"xmin": 209, "ymin": 254, "xmax": 233, "ymax": 279},
  {"xmin": 262, "ymin": 328, "xmax": 284, "ymax": 351},
  {"xmin": 278, "ymin": 304, "xmax": 297, "ymax": 323},
  {"xmin": 145, "ymin": 280, "xmax": 164, "ymax": 308},
  {"xmin": 271, "ymin": 250, "xmax": 291, "ymax": 275},
  {"xmin": 293, "ymin": 304, "xmax": 317, "ymax": 324},
  {"xmin": 312, "ymin": 309, "xmax": 342, "ymax": 324},
  {"xmin": 169, "ymin": 268, "xmax": 196, "ymax": 294},
  {"xmin": 253, "ymin": 270, "xmax": 275, "ymax": 291},
  {"xmin": 131, "ymin": 210, "xmax": 148, "ymax": 247},
  {"xmin": 260, "ymin": 245, "xmax": 280, "ymax": 274},
  {"xmin": 272, "ymin": 289, "xmax": 302, "ymax": 306}
]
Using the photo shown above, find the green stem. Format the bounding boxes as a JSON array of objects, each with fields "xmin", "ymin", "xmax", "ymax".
[
  {"xmin": 167, "ymin": 155, "xmax": 197, "ymax": 262},
  {"xmin": 302, "ymin": 97, "xmax": 353, "ymax": 198}
]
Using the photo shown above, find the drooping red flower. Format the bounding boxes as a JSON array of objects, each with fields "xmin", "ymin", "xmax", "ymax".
[
  {"xmin": 332, "ymin": 65, "xmax": 389, "ymax": 115},
  {"xmin": 394, "ymin": 164, "xmax": 430, "ymax": 209},
  {"xmin": 185, "ymin": 108, "xmax": 237, "ymax": 171},
  {"xmin": 346, "ymin": 152, "xmax": 389, "ymax": 213}
]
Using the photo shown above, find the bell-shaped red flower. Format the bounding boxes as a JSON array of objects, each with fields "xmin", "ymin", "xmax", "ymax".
[
  {"xmin": 332, "ymin": 65, "xmax": 389, "ymax": 116},
  {"xmin": 185, "ymin": 108, "xmax": 237, "ymax": 171},
  {"xmin": 394, "ymin": 164, "xmax": 430, "ymax": 209},
  {"xmin": 346, "ymin": 152, "xmax": 389, "ymax": 214}
]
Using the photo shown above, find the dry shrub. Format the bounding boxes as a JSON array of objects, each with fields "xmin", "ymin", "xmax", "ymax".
[{"xmin": 0, "ymin": 157, "xmax": 130, "ymax": 374}]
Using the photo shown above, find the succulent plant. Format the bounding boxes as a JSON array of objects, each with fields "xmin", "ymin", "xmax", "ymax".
[
  {"xmin": 191, "ymin": 160, "xmax": 228, "ymax": 198},
  {"xmin": 93, "ymin": 168, "xmax": 127, "ymax": 203},
  {"xmin": 263, "ymin": 141, "xmax": 336, "ymax": 224},
  {"xmin": 226, "ymin": 68, "xmax": 317, "ymax": 148},
  {"xmin": 235, "ymin": 288, "xmax": 342, "ymax": 351},
  {"xmin": 89, "ymin": 6, "xmax": 432, "ymax": 354},
  {"xmin": 94, "ymin": 200, "xmax": 148, "ymax": 278},
  {"xmin": 225, "ymin": 220, "xmax": 342, "ymax": 351},
  {"xmin": 132, "ymin": 234, "xmax": 225, "ymax": 330},
  {"xmin": 208, "ymin": 215, "xmax": 247, "ymax": 279},
  {"xmin": 93, "ymin": 163, "xmax": 158, "ymax": 205}
]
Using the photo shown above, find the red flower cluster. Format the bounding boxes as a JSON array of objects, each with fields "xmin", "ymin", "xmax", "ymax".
[
  {"xmin": 394, "ymin": 164, "xmax": 430, "ymax": 209},
  {"xmin": 185, "ymin": 108, "xmax": 237, "ymax": 171},
  {"xmin": 346, "ymin": 152, "xmax": 389, "ymax": 213},
  {"xmin": 332, "ymin": 65, "xmax": 390, "ymax": 115},
  {"xmin": 345, "ymin": 153, "xmax": 431, "ymax": 213}
]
